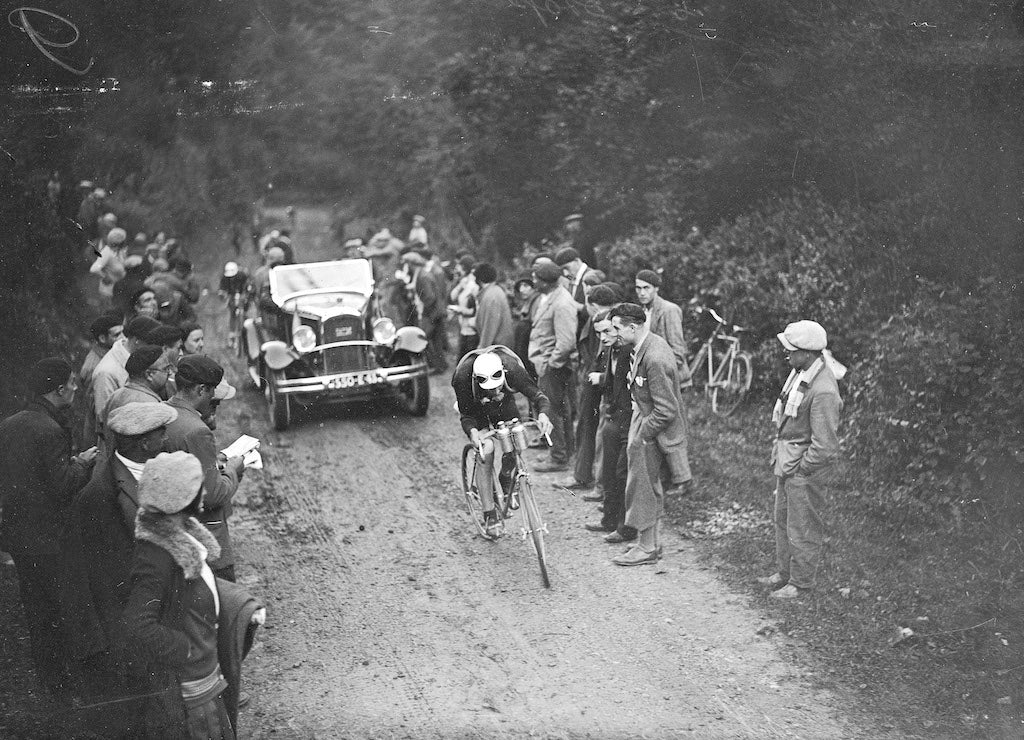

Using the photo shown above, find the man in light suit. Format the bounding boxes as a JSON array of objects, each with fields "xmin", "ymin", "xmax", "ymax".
[
  {"xmin": 528, "ymin": 262, "xmax": 578, "ymax": 472},
  {"xmin": 635, "ymin": 269, "xmax": 694, "ymax": 496},
  {"xmin": 608, "ymin": 303, "xmax": 687, "ymax": 566},
  {"xmin": 759, "ymin": 320, "xmax": 843, "ymax": 599}
]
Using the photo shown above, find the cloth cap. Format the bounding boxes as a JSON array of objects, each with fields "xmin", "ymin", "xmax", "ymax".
[
  {"xmin": 412, "ymin": 214, "xmax": 425, "ymax": 223},
  {"xmin": 124, "ymin": 315, "xmax": 162, "ymax": 340},
  {"xmin": 107, "ymin": 401, "xmax": 177, "ymax": 436},
  {"xmin": 563, "ymin": 212, "xmax": 583, "ymax": 224},
  {"xmin": 582, "ymin": 270, "xmax": 604, "ymax": 287},
  {"xmin": 777, "ymin": 320, "xmax": 828, "ymax": 351},
  {"xmin": 554, "ymin": 247, "xmax": 579, "ymax": 266},
  {"xmin": 213, "ymin": 377, "xmax": 236, "ymax": 401},
  {"xmin": 30, "ymin": 357, "xmax": 73, "ymax": 395},
  {"xmin": 90, "ymin": 313, "xmax": 123, "ymax": 340},
  {"xmin": 343, "ymin": 238, "xmax": 364, "ymax": 248},
  {"xmin": 106, "ymin": 227, "xmax": 127, "ymax": 245},
  {"xmin": 176, "ymin": 355, "xmax": 224, "ymax": 387},
  {"xmin": 138, "ymin": 451, "xmax": 203, "ymax": 514},
  {"xmin": 125, "ymin": 344, "xmax": 165, "ymax": 376},
  {"xmin": 472, "ymin": 352, "xmax": 506, "ymax": 390},
  {"xmin": 533, "ymin": 262, "xmax": 562, "ymax": 284},
  {"xmin": 223, "ymin": 261, "xmax": 239, "ymax": 278},
  {"xmin": 635, "ymin": 269, "xmax": 661, "ymax": 288},
  {"xmin": 401, "ymin": 251, "xmax": 426, "ymax": 267},
  {"xmin": 146, "ymin": 325, "xmax": 182, "ymax": 348}
]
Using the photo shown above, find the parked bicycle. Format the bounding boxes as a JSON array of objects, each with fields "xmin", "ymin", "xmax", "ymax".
[
  {"xmin": 687, "ymin": 307, "xmax": 753, "ymax": 416},
  {"xmin": 461, "ymin": 418, "xmax": 552, "ymax": 588}
]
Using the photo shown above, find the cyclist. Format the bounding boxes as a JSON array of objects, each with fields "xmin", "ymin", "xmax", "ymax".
[
  {"xmin": 452, "ymin": 346, "xmax": 553, "ymax": 537},
  {"xmin": 219, "ymin": 262, "xmax": 250, "ymax": 350}
]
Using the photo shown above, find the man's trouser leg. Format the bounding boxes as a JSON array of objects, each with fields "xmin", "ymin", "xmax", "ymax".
[
  {"xmin": 572, "ymin": 383, "xmax": 601, "ymax": 485},
  {"xmin": 476, "ymin": 439, "xmax": 497, "ymax": 512},
  {"xmin": 600, "ymin": 414, "xmax": 632, "ymax": 536},
  {"xmin": 775, "ymin": 474, "xmax": 825, "ymax": 588},
  {"xmin": 539, "ymin": 366, "xmax": 573, "ymax": 465},
  {"xmin": 10, "ymin": 549, "xmax": 67, "ymax": 691},
  {"xmin": 623, "ymin": 412, "xmax": 664, "ymax": 539}
]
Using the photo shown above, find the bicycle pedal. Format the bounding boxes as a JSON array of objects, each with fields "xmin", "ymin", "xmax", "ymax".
[{"xmin": 508, "ymin": 494, "xmax": 520, "ymax": 511}]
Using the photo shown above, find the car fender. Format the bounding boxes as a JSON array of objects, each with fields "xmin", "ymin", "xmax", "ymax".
[
  {"xmin": 262, "ymin": 340, "xmax": 298, "ymax": 371},
  {"xmin": 243, "ymin": 318, "xmax": 262, "ymax": 361},
  {"xmin": 394, "ymin": 325, "xmax": 428, "ymax": 354}
]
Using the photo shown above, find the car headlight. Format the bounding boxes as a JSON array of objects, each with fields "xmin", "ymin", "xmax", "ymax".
[
  {"xmin": 293, "ymin": 325, "xmax": 317, "ymax": 353},
  {"xmin": 372, "ymin": 317, "xmax": 397, "ymax": 344}
]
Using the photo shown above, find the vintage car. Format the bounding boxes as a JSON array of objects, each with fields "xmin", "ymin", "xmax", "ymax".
[{"xmin": 242, "ymin": 259, "xmax": 430, "ymax": 430}]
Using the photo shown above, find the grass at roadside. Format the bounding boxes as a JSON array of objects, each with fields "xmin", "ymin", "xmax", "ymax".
[{"xmin": 671, "ymin": 396, "xmax": 1024, "ymax": 739}]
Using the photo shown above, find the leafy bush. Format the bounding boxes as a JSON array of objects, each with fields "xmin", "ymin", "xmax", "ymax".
[
  {"xmin": 601, "ymin": 187, "xmax": 909, "ymax": 392},
  {"xmin": 846, "ymin": 280, "xmax": 1024, "ymax": 514}
]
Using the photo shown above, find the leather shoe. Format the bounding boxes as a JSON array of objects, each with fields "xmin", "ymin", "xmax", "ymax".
[
  {"xmin": 603, "ymin": 530, "xmax": 635, "ymax": 544},
  {"xmin": 666, "ymin": 480, "xmax": 695, "ymax": 497},
  {"xmin": 534, "ymin": 460, "xmax": 569, "ymax": 473},
  {"xmin": 584, "ymin": 521, "xmax": 612, "ymax": 533},
  {"xmin": 756, "ymin": 572, "xmax": 787, "ymax": 588},
  {"xmin": 612, "ymin": 546, "xmax": 659, "ymax": 566},
  {"xmin": 582, "ymin": 491, "xmax": 604, "ymax": 502},
  {"xmin": 562, "ymin": 478, "xmax": 594, "ymax": 491},
  {"xmin": 770, "ymin": 584, "xmax": 809, "ymax": 599}
]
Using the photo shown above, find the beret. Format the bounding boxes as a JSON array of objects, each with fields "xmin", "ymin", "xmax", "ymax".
[
  {"xmin": 139, "ymin": 451, "xmax": 203, "ymax": 515},
  {"xmin": 124, "ymin": 315, "xmax": 162, "ymax": 340},
  {"xmin": 125, "ymin": 345, "xmax": 164, "ymax": 376},
  {"xmin": 107, "ymin": 401, "xmax": 177, "ymax": 436},
  {"xmin": 635, "ymin": 269, "xmax": 662, "ymax": 288},
  {"xmin": 554, "ymin": 247, "xmax": 579, "ymax": 266},
  {"xmin": 582, "ymin": 270, "xmax": 605, "ymax": 286},
  {"xmin": 176, "ymin": 355, "xmax": 224, "ymax": 386},
  {"xmin": 30, "ymin": 357, "xmax": 72, "ymax": 396},
  {"xmin": 146, "ymin": 325, "xmax": 183, "ymax": 347},
  {"xmin": 778, "ymin": 320, "xmax": 828, "ymax": 351},
  {"xmin": 90, "ymin": 313, "xmax": 123, "ymax": 340},
  {"xmin": 533, "ymin": 262, "xmax": 562, "ymax": 284},
  {"xmin": 588, "ymin": 285, "xmax": 618, "ymax": 307}
]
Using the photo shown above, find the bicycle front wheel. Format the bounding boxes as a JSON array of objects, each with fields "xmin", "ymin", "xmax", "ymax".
[
  {"xmin": 515, "ymin": 477, "xmax": 550, "ymax": 588},
  {"xmin": 710, "ymin": 351, "xmax": 752, "ymax": 417},
  {"xmin": 460, "ymin": 445, "xmax": 490, "ymax": 539}
]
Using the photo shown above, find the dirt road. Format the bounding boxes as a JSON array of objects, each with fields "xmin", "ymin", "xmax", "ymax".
[{"xmin": 200, "ymin": 209, "xmax": 877, "ymax": 739}]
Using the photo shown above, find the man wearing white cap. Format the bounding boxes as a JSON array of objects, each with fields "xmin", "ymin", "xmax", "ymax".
[
  {"xmin": 59, "ymin": 402, "xmax": 177, "ymax": 732},
  {"xmin": 759, "ymin": 320, "xmax": 843, "ymax": 599},
  {"xmin": 164, "ymin": 356, "xmax": 244, "ymax": 581}
]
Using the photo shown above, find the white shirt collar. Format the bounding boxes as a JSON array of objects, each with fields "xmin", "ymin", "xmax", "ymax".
[{"xmin": 114, "ymin": 452, "xmax": 146, "ymax": 481}]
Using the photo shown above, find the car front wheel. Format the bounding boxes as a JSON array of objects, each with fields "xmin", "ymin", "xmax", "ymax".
[
  {"xmin": 395, "ymin": 373, "xmax": 429, "ymax": 416},
  {"xmin": 266, "ymin": 369, "xmax": 292, "ymax": 430}
]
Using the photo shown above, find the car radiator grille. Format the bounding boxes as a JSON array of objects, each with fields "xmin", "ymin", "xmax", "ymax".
[{"xmin": 321, "ymin": 316, "xmax": 372, "ymax": 375}]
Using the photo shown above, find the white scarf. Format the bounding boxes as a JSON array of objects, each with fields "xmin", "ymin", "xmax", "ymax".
[
  {"xmin": 115, "ymin": 452, "xmax": 146, "ymax": 481},
  {"xmin": 773, "ymin": 357, "xmax": 824, "ymax": 425}
]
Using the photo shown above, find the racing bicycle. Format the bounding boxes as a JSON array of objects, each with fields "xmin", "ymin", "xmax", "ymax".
[
  {"xmin": 461, "ymin": 419, "xmax": 551, "ymax": 588},
  {"xmin": 687, "ymin": 307, "xmax": 753, "ymax": 416},
  {"xmin": 226, "ymin": 288, "xmax": 251, "ymax": 358}
]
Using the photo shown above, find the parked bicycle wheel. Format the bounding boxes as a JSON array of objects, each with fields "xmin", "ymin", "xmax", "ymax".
[
  {"xmin": 710, "ymin": 351, "xmax": 752, "ymax": 416},
  {"xmin": 514, "ymin": 475, "xmax": 550, "ymax": 588},
  {"xmin": 460, "ymin": 444, "xmax": 504, "ymax": 539}
]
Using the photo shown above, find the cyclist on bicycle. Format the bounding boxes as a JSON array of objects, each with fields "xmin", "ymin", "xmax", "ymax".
[{"xmin": 452, "ymin": 346, "xmax": 553, "ymax": 538}]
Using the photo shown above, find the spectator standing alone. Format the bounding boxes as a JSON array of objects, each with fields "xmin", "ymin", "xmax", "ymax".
[
  {"xmin": 759, "ymin": 320, "xmax": 843, "ymax": 599},
  {"xmin": 473, "ymin": 263, "xmax": 514, "ymax": 349},
  {"xmin": 447, "ymin": 256, "xmax": 479, "ymax": 359}
]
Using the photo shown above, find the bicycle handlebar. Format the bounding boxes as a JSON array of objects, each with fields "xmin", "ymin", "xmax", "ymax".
[{"xmin": 473, "ymin": 419, "xmax": 551, "ymax": 455}]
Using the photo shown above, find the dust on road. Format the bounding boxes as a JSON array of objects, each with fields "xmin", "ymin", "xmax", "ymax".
[{"xmin": 197, "ymin": 208, "xmax": 881, "ymax": 739}]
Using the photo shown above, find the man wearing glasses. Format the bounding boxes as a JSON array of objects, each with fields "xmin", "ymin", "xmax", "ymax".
[{"xmin": 103, "ymin": 345, "xmax": 174, "ymax": 418}]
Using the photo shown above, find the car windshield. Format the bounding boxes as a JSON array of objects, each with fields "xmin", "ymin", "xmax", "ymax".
[{"xmin": 270, "ymin": 260, "xmax": 373, "ymax": 310}]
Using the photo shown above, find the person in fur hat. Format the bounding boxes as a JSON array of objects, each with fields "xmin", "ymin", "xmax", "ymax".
[{"xmin": 121, "ymin": 451, "xmax": 265, "ymax": 738}]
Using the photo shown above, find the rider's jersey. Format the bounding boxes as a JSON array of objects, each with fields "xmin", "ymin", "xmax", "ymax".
[{"xmin": 451, "ymin": 345, "xmax": 551, "ymax": 437}]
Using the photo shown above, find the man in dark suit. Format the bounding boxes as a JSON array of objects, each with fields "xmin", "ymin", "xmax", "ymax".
[
  {"xmin": 608, "ymin": 304, "xmax": 688, "ymax": 566},
  {"xmin": 0, "ymin": 358, "xmax": 97, "ymax": 695},
  {"xmin": 163, "ymin": 356, "xmax": 244, "ymax": 580},
  {"xmin": 635, "ymin": 269, "xmax": 694, "ymax": 496}
]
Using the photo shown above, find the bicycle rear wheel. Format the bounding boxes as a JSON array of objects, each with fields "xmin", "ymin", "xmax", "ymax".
[
  {"xmin": 515, "ymin": 476, "xmax": 550, "ymax": 588},
  {"xmin": 711, "ymin": 351, "xmax": 752, "ymax": 417},
  {"xmin": 461, "ymin": 445, "xmax": 503, "ymax": 539}
]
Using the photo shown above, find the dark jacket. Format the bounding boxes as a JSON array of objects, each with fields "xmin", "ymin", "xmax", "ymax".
[
  {"xmin": 600, "ymin": 346, "xmax": 633, "ymax": 425},
  {"xmin": 121, "ymin": 518, "xmax": 262, "ymax": 736},
  {"xmin": 0, "ymin": 399, "xmax": 91, "ymax": 554},
  {"xmin": 60, "ymin": 455, "xmax": 140, "ymax": 662},
  {"xmin": 163, "ymin": 397, "xmax": 241, "ymax": 569},
  {"xmin": 453, "ymin": 345, "xmax": 551, "ymax": 436}
]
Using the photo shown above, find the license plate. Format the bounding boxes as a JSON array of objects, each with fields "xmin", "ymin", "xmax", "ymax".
[{"xmin": 325, "ymin": 371, "xmax": 383, "ymax": 390}]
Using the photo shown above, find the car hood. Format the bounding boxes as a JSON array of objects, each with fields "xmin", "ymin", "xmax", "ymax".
[{"xmin": 289, "ymin": 292, "xmax": 370, "ymax": 321}]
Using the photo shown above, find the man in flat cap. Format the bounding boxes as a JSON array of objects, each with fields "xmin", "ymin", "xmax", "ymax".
[
  {"xmin": 164, "ymin": 355, "xmax": 244, "ymax": 581},
  {"xmin": 60, "ymin": 401, "xmax": 177, "ymax": 731},
  {"xmin": 634, "ymin": 269, "xmax": 694, "ymax": 496},
  {"xmin": 554, "ymin": 247, "xmax": 593, "ymax": 312},
  {"xmin": 0, "ymin": 358, "xmax": 98, "ymax": 695},
  {"xmin": 402, "ymin": 250, "xmax": 448, "ymax": 374},
  {"xmin": 529, "ymin": 261, "xmax": 579, "ymax": 472},
  {"xmin": 104, "ymin": 344, "xmax": 174, "ymax": 419},
  {"xmin": 759, "ymin": 320, "xmax": 843, "ymax": 599}
]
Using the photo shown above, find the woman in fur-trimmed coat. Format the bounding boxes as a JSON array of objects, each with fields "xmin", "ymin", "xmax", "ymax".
[{"xmin": 120, "ymin": 451, "xmax": 265, "ymax": 739}]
